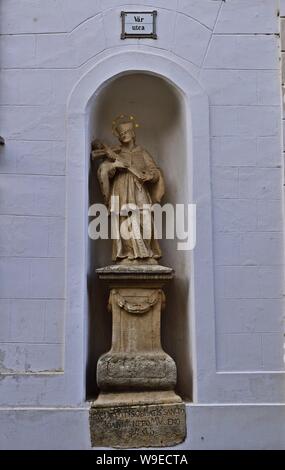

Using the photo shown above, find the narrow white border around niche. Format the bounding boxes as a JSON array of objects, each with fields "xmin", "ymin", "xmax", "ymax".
[{"xmin": 66, "ymin": 46, "xmax": 215, "ymax": 405}]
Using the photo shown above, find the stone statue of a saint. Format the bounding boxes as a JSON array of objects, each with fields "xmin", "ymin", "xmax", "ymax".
[
  {"xmin": 92, "ymin": 115, "xmax": 165, "ymax": 264},
  {"xmin": 91, "ymin": 117, "xmax": 185, "ymax": 449}
]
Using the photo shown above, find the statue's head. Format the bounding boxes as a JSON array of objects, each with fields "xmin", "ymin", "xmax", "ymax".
[{"xmin": 112, "ymin": 114, "xmax": 139, "ymax": 144}]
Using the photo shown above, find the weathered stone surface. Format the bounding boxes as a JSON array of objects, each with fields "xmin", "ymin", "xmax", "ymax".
[
  {"xmin": 92, "ymin": 120, "xmax": 183, "ymax": 446},
  {"xmin": 97, "ymin": 353, "xmax": 176, "ymax": 391},
  {"xmin": 94, "ymin": 390, "xmax": 182, "ymax": 407},
  {"xmin": 97, "ymin": 264, "xmax": 174, "ymax": 281},
  {"xmin": 89, "ymin": 402, "xmax": 186, "ymax": 448},
  {"xmin": 94, "ymin": 117, "xmax": 165, "ymax": 265},
  {"xmin": 96, "ymin": 285, "xmax": 177, "ymax": 392},
  {"xmin": 97, "ymin": 264, "xmax": 173, "ymax": 275}
]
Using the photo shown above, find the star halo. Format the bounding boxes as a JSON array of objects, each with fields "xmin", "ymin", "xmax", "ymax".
[{"xmin": 112, "ymin": 114, "xmax": 139, "ymax": 136}]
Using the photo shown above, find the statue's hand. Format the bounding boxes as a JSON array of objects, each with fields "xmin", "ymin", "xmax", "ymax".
[
  {"xmin": 139, "ymin": 170, "xmax": 152, "ymax": 182},
  {"xmin": 112, "ymin": 159, "xmax": 126, "ymax": 169},
  {"xmin": 103, "ymin": 145, "xmax": 120, "ymax": 161},
  {"xmin": 141, "ymin": 169, "xmax": 160, "ymax": 183},
  {"xmin": 91, "ymin": 139, "xmax": 104, "ymax": 151}
]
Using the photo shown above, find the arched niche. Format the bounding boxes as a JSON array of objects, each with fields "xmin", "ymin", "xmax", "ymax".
[
  {"xmin": 86, "ymin": 72, "xmax": 192, "ymax": 399},
  {"xmin": 66, "ymin": 48, "xmax": 215, "ymax": 406}
]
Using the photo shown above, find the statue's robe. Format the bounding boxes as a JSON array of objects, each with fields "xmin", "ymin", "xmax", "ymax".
[{"xmin": 97, "ymin": 145, "xmax": 164, "ymax": 262}]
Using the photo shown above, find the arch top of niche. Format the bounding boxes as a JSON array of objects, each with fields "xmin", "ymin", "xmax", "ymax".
[
  {"xmin": 65, "ymin": 46, "xmax": 215, "ymax": 405},
  {"xmin": 67, "ymin": 47, "xmax": 208, "ymax": 116}
]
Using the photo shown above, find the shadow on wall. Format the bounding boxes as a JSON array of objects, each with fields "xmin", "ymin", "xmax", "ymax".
[{"xmin": 86, "ymin": 72, "xmax": 193, "ymax": 401}]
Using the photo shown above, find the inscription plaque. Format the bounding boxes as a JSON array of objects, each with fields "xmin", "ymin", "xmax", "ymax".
[
  {"xmin": 121, "ymin": 11, "xmax": 157, "ymax": 39},
  {"xmin": 90, "ymin": 402, "xmax": 186, "ymax": 448}
]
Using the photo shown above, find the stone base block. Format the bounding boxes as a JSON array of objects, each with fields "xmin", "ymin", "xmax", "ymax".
[
  {"xmin": 89, "ymin": 395, "xmax": 186, "ymax": 448},
  {"xmin": 97, "ymin": 352, "xmax": 176, "ymax": 391}
]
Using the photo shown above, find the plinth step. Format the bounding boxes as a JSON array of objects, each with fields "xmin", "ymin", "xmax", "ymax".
[{"xmin": 89, "ymin": 399, "xmax": 186, "ymax": 448}]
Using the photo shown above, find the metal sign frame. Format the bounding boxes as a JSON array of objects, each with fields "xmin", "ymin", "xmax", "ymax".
[{"xmin": 121, "ymin": 11, "xmax": 157, "ymax": 39}]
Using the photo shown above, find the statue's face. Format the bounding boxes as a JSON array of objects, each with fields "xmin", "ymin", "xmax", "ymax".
[{"xmin": 117, "ymin": 123, "xmax": 135, "ymax": 143}]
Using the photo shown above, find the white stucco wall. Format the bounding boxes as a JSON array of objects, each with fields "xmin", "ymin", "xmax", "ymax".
[{"xmin": 0, "ymin": 0, "xmax": 284, "ymax": 449}]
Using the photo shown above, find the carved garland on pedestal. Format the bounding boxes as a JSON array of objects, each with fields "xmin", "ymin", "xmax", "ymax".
[{"xmin": 108, "ymin": 289, "xmax": 165, "ymax": 315}]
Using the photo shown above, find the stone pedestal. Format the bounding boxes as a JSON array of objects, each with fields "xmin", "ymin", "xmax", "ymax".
[{"xmin": 90, "ymin": 265, "xmax": 186, "ymax": 448}]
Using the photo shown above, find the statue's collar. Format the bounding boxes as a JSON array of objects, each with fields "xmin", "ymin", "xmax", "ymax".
[{"xmin": 120, "ymin": 145, "xmax": 141, "ymax": 153}]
